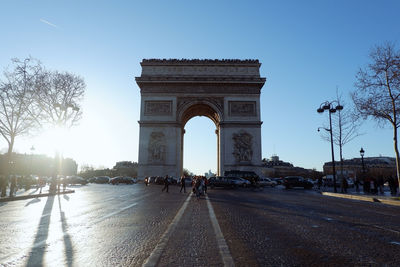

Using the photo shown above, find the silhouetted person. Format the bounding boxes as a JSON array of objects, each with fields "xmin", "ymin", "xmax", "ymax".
[
  {"xmin": 162, "ymin": 175, "xmax": 170, "ymax": 193},
  {"xmin": 203, "ymin": 176, "xmax": 208, "ymax": 194},
  {"xmin": 354, "ymin": 177, "xmax": 360, "ymax": 193},
  {"xmin": 340, "ymin": 177, "xmax": 348, "ymax": 193},
  {"xmin": 9, "ymin": 175, "xmax": 16, "ymax": 197},
  {"xmin": 317, "ymin": 176, "xmax": 322, "ymax": 190},
  {"xmin": 0, "ymin": 175, "xmax": 7, "ymax": 197},
  {"xmin": 180, "ymin": 176, "xmax": 186, "ymax": 193}
]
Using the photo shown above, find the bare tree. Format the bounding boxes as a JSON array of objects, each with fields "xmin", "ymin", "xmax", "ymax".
[
  {"xmin": 35, "ymin": 70, "xmax": 85, "ymax": 193},
  {"xmin": 36, "ymin": 71, "xmax": 85, "ymax": 128},
  {"xmin": 352, "ymin": 42, "xmax": 400, "ymax": 190},
  {"xmin": 0, "ymin": 58, "xmax": 43, "ymax": 163},
  {"xmin": 334, "ymin": 92, "xmax": 361, "ymax": 180}
]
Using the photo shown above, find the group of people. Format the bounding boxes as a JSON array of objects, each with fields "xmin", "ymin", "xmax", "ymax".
[
  {"xmin": 316, "ymin": 175, "xmax": 399, "ymax": 196},
  {"xmin": 0, "ymin": 175, "xmax": 67, "ymax": 198},
  {"xmin": 145, "ymin": 174, "xmax": 208, "ymax": 198},
  {"xmin": 191, "ymin": 176, "xmax": 208, "ymax": 198}
]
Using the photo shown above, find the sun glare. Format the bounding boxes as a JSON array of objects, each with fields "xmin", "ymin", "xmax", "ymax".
[{"xmin": 34, "ymin": 127, "xmax": 70, "ymax": 156}]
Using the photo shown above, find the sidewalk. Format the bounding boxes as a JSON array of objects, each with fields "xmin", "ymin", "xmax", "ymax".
[
  {"xmin": 0, "ymin": 185, "xmax": 75, "ymax": 202},
  {"xmin": 318, "ymin": 187, "xmax": 400, "ymax": 206}
]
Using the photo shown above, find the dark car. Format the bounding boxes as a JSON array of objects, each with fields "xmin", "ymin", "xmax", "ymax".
[
  {"xmin": 65, "ymin": 176, "xmax": 88, "ymax": 185},
  {"xmin": 110, "ymin": 176, "xmax": 134, "ymax": 185},
  {"xmin": 283, "ymin": 176, "xmax": 313, "ymax": 189},
  {"xmin": 208, "ymin": 176, "xmax": 237, "ymax": 188},
  {"xmin": 94, "ymin": 176, "xmax": 110, "ymax": 184}
]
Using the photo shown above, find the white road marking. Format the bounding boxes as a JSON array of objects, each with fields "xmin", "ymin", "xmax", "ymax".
[
  {"xmin": 206, "ymin": 195, "xmax": 235, "ymax": 267},
  {"xmin": 93, "ymin": 202, "xmax": 138, "ymax": 224},
  {"xmin": 372, "ymin": 225, "xmax": 400, "ymax": 234},
  {"xmin": 142, "ymin": 193, "xmax": 192, "ymax": 267}
]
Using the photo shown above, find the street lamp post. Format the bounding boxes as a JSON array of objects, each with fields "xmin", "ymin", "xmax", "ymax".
[
  {"xmin": 317, "ymin": 101, "xmax": 343, "ymax": 193},
  {"xmin": 360, "ymin": 147, "xmax": 367, "ymax": 193}
]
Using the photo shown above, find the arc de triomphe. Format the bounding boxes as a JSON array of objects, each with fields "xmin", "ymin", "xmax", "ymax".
[{"xmin": 135, "ymin": 59, "xmax": 266, "ymax": 178}]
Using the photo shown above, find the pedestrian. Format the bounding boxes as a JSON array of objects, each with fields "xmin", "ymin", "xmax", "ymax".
[
  {"xmin": 354, "ymin": 177, "xmax": 360, "ymax": 193},
  {"xmin": 63, "ymin": 178, "xmax": 67, "ymax": 191},
  {"xmin": 9, "ymin": 175, "xmax": 16, "ymax": 197},
  {"xmin": 203, "ymin": 176, "xmax": 208, "ymax": 194},
  {"xmin": 180, "ymin": 175, "xmax": 186, "ymax": 193},
  {"xmin": 162, "ymin": 175, "xmax": 170, "ymax": 193},
  {"xmin": 341, "ymin": 177, "xmax": 348, "ymax": 193},
  {"xmin": 377, "ymin": 175, "xmax": 384, "ymax": 194},
  {"xmin": 57, "ymin": 176, "xmax": 61, "ymax": 193},
  {"xmin": 317, "ymin": 176, "xmax": 322, "ymax": 190},
  {"xmin": 195, "ymin": 178, "xmax": 202, "ymax": 198},
  {"xmin": 0, "ymin": 175, "xmax": 7, "ymax": 197}
]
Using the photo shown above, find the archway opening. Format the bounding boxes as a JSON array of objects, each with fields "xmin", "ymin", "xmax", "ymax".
[
  {"xmin": 183, "ymin": 116, "xmax": 217, "ymax": 176},
  {"xmin": 181, "ymin": 103, "xmax": 220, "ymax": 177}
]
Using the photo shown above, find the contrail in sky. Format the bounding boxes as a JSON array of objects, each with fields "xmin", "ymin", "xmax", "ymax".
[{"xmin": 40, "ymin": 18, "xmax": 58, "ymax": 28}]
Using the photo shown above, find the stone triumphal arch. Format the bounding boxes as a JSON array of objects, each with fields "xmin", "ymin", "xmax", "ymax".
[{"xmin": 135, "ymin": 59, "xmax": 266, "ymax": 178}]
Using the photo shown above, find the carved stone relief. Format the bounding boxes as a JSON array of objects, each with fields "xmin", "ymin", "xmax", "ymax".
[
  {"xmin": 229, "ymin": 101, "xmax": 256, "ymax": 116},
  {"xmin": 148, "ymin": 132, "xmax": 166, "ymax": 163},
  {"xmin": 232, "ymin": 130, "xmax": 253, "ymax": 162},
  {"xmin": 144, "ymin": 101, "xmax": 172, "ymax": 116}
]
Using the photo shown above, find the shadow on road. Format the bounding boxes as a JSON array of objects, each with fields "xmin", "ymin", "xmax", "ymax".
[
  {"xmin": 25, "ymin": 197, "xmax": 41, "ymax": 207},
  {"xmin": 26, "ymin": 194, "xmax": 75, "ymax": 266},
  {"xmin": 26, "ymin": 195, "xmax": 55, "ymax": 267},
  {"xmin": 58, "ymin": 194, "xmax": 74, "ymax": 267}
]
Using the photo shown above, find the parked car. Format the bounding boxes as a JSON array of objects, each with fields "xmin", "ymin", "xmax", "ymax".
[
  {"xmin": 271, "ymin": 178, "xmax": 284, "ymax": 185},
  {"xmin": 258, "ymin": 177, "xmax": 277, "ymax": 187},
  {"xmin": 228, "ymin": 177, "xmax": 251, "ymax": 187},
  {"xmin": 208, "ymin": 176, "xmax": 237, "ymax": 188},
  {"xmin": 94, "ymin": 176, "xmax": 110, "ymax": 184},
  {"xmin": 283, "ymin": 176, "xmax": 313, "ymax": 189},
  {"xmin": 110, "ymin": 176, "xmax": 134, "ymax": 185},
  {"xmin": 65, "ymin": 176, "xmax": 88, "ymax": 185}
]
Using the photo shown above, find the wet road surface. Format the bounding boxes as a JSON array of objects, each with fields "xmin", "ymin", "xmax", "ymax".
[{"xmin": 0, "ymin": 183, "xmax": 399, "ymax": 266}]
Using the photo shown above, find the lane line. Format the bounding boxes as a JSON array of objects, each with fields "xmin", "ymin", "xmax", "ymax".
[
  {"xmin": 93, "ymin": 203, "xmax": 138, "ymax": 224},
  {"xmin": 206, "ymin": 195, "xmax": 235, "ymax": 267},
  {"xmin": 142, "ymin": 193, "xmax": 192, "ymax": 267}
]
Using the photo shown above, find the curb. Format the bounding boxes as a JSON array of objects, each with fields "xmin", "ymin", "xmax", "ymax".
[
  {"xmin": 321, "ymin": 192, "xmax": 400, "ymax": 206},
  {"xmin": 0, "ymin": 190, "xmax": 75, "ymax": 202}
]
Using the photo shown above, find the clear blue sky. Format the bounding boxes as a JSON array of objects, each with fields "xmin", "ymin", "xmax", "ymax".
[{"xmin": 1, "ymin": 0, "xmax": 399, "ymax": 175}]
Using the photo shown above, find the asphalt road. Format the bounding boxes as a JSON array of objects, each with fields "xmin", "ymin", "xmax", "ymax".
[{"xmin": 0, "ymin": 183, "xmax": 399, "ymax": 266}]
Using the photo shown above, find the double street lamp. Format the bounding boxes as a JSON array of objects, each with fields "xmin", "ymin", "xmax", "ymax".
[
  {"xmin": 317, "ymin": 101, "xmax": 343, "ymax": 193},
  {"xmin": 360, "ymin": 147, "xmax": 367, "ymax": 192}
]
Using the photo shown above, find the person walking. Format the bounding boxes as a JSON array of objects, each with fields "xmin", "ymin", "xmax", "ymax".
[
  {"xmin": 203, "ymin": 176, "xmax": 208, "ymax": 194},
  {"xmin": 354, "ymin": 177, "xmax": 360, "ymax": 193},
  {"xmin": 162, "ymin": 175, "xmax": 170, "ymax": 193},
  {"xmin": 0, "ymin": 175, "xmax": 7, "ymax": 197},
  {"xmin": 317, "ymin": 176, "xmax": 322, "ymax": 190},
  {"xmin": 9, "ymin": 175, "xmax": 16, "ymax": 197},
  {"xmin": 180, "ymin": 175, "xmax": 186, "ymax": 193}
]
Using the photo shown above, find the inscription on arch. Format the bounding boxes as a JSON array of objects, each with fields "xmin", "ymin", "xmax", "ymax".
[
  {"xmin": 144, "ymin": 101, "xmax": 172, "ymax": 116},
  {"xmin": 229, "ymin": 101, "xmax": 256, "ymax": 116}
]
